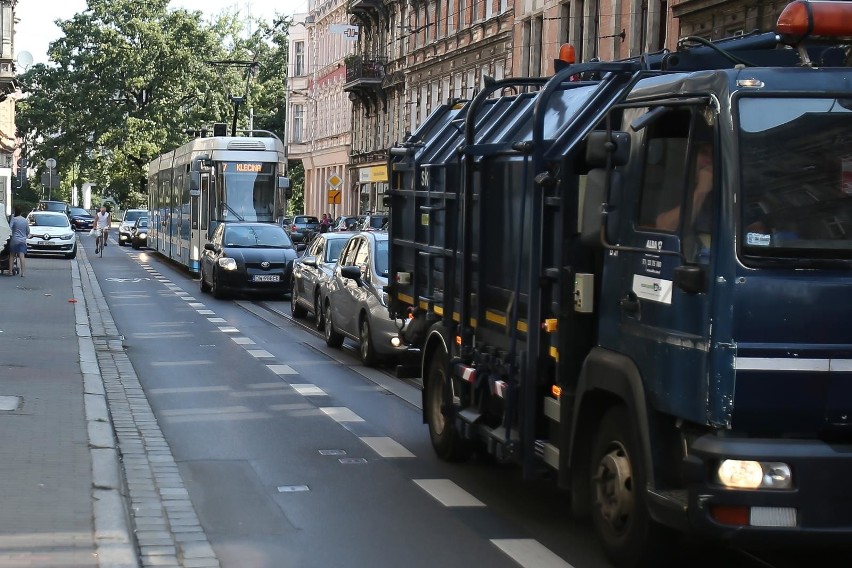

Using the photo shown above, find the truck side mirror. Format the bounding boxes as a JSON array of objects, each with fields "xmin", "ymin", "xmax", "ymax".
[{"xmin": 581, "ymin": 131, "xmax": 630, "ymax": 247}]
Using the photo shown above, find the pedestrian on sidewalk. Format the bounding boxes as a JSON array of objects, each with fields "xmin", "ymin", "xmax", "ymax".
[{"xmin": 8, "ymin": 206, "xmax": 29, "ymax": 277}]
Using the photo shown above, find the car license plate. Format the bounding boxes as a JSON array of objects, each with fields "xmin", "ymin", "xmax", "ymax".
[
  {"xmin": 253, "ymin": 275, "xmax": 280, "ymax": 282},
  {"xmin": 38, "ymin": 240, "xmax": 55, "ymax": 246}
]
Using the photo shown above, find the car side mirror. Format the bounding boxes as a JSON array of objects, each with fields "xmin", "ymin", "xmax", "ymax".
[
  {"xmin": 296, "ymin": 243, "xmax": 307, "ymax": 253},
  {"xmin": 204, "ymin": 242, "xmax": 216, "ymax": 252},
  {"xmin": 341, "ymin": 265, "xmax": 363, "ymax": 284},
  {"xmin": 302, "ymin": 255, "xmax": 317, "ymax": 267}
]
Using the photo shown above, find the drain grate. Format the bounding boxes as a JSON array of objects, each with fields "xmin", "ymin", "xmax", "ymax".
[{"xmin": 0, "ymin": 396, "xmax": 22, "ymax": 412}]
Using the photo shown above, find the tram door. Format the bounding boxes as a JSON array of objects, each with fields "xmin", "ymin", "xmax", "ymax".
[{"xmin": 159, "ymin": 179, "xmax": 170, "ymax": 257}]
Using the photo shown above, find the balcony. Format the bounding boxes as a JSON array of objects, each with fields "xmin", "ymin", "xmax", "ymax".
[
  {"xmin": 343, "ymin": 55, "xmax": 388, "ymax": 116},
  {"xmin": 347, "ymin": 0, "xmax": 384, "ymax": 18}
]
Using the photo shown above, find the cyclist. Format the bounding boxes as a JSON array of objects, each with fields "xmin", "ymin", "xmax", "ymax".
[{"xmin": 94, "ymin": 205, "xmax": 111, "ymax": 254}]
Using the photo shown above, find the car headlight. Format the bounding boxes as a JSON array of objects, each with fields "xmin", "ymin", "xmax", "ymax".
[
  {"xmin": 60, "ymin": 233, "xmax": 74, "ymax": 240},
  {"xmin": 378, "ymin": 289, "xmax": 389, "ymax": 307},
  {"xmin": 138, "ymin": 232, "xmax": 147, "ymax": 239},
  {"xmin": 717, "ymin": 460, "xmax": 792, "ymax": 489},
  {"xmin": 218, "ymin": 257, "xmax": 238, "ymax": 271}
]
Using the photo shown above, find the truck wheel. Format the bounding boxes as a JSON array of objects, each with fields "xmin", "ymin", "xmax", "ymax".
[
  {"xmin": 590, "ymin": 406, "xmax": 668, "ymax": 567},
  {"xmin": 425, "ymin": 348, "xmax": 471, "ymax": 462}
]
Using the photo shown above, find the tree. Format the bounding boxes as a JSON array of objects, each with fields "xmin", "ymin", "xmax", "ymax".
[{"xmin": 16, "ymin": 1, "xmax": 249, "ymax": 206}]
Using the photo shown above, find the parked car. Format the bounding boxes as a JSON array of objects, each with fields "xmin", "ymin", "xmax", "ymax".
[
  {"xmin": 35, "ymin": 200, "xmax": 69, "ymax": 214},
  {"xmin": 289, "ymin": 215, "xmax": 321, "ymax": 243},
  {"xmin": 199, "ymin": 222, "xmax": 302, "ymax": 299},
  {"xmin": 321, "ymin": 231, "xmax": 407, "ymax": 366},
  {"xmin": 359, "ymin": 214, "xmax": 389, "ymax": 232},
  {"xmin": 290, "ymin": 232, "xmax": 352, "ymax": 330},
  {"xmin": 26, "ymin": 211, "xmax": 77, "ymax": 259},
  {"xmin": 67, "ymin": 206, "xmax": 94, "ymax": 231},
  {"xmin": 130, "ymin": 217, "xmax": 149, "ymax": 249},
  {"xmin": 118, "ymin": 209, "xmax": 147, "ymax": 246},
  {"xmin": 331, "ymin": 215, "xmax": 360, "ymax": 232}
]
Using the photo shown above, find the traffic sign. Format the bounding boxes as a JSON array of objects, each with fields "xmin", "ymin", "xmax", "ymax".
[
  {"xmin": 45, "ymin": 158, "xmax": 57, "ymax": 170},
  {"xmin": 327, "ymin": 174, "xmax": 342, "ymax": 188},
  {"xmin": 327, "ymin": 189, "xmax": 342, "ymax": 204}
]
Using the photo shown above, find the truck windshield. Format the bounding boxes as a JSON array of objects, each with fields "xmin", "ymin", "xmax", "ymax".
[
  {"xmin": 219, "ymin": 161, "xmax": 275, "ymax": 222},
  {"xmin": 738, "ymin": 97, "xmax": 852, "ymax": 263}
]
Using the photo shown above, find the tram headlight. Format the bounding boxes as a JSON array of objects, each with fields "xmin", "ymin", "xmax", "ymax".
[{"xmin": 218, "ymin": 257, "xmax": 238, "ymax": 271}]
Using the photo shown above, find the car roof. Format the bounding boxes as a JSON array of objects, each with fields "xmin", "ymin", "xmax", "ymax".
[{"xmin": 30, "ymin": 211, "xmax": 68, "ymax": 216}]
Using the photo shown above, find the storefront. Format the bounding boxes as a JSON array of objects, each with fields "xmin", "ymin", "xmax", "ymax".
[{"xmin": 357, "ymin": 164, "xmax": 388, "ymax": 214}]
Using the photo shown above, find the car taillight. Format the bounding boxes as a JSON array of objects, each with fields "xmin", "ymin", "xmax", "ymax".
[{"xmin": 291, "ymin": 225, "xmax": 297, "ymax": 231}]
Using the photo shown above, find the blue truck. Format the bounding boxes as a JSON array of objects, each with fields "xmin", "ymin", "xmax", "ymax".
[{"xmin": 385, "ymin": 1, "xmax": 852, "ymax": 565}]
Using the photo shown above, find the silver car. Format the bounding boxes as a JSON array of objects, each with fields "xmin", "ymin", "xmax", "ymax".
[
  {"xmin": 322, "ymin": 231, "xmax": 407, "ymax": 366},
  {"xmin": 290, "ymin": 232, "xmax": 351, "ymax": 330}
]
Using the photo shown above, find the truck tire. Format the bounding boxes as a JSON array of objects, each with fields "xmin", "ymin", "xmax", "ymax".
[
  {"xmin": 425, "ymin": 348, "xmax": 472, "ymax": 462},
  {"xmin": 589, "ymin": 406, "xmax": 668, "ymax": 567}
]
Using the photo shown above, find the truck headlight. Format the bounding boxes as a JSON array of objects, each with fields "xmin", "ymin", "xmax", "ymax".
[
  {"xmin": 218, "ymin": 257, "xmax": 238, "ymax": 271},
  {"xmin": 717, "ymin": 460, "xmax": 792, "ymax": 489}
]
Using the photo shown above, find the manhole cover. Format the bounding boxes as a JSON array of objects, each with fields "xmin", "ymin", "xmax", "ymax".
[{"xmin": 0, "ymin": 396, "xmax": 22, "ymax": 411}]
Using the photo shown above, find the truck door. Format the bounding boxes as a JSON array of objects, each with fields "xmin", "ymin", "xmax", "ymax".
[{"xmin": 609, "ymin": 107, "xmax": 717, "ymax": 425}]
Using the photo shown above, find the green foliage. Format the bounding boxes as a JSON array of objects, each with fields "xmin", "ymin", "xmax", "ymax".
[
  {"xmin": 17, "ymin": 2, "xmax": 292, "ymax": 208},
  {"xmin": 287, "ymin": 161, "xmax": 305, "ymax": 216}
]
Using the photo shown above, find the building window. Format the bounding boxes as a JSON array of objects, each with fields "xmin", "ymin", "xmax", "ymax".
[
  {"xmin": 293, "ymin": 104, "xmax": 305, "ymax": 143},
  {"xmin": 294, "ymin": 41, "xmax": 305, "ymax": 76}
]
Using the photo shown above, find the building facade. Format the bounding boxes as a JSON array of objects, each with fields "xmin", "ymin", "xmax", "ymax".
[
  {"xmin": 673, "ymin": 0, "xmax": 791, "ymax": 40},
  {"xmin": 286, "ymin": 2, "xmax": 356, "ymax": 220},
  {"xmin": 0, "ymin": 0, "xmax": 17, "ymax": 215}
]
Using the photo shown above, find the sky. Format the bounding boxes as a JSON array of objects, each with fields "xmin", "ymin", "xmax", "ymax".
[{"xmin": 14, "ymin": 0, "xmax": 309, "ymax": 68}]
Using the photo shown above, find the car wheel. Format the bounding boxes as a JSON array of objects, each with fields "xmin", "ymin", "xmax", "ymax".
[
  {"xmin": 290, "ymin": 279, "xmax": 307, "ymax": 318},
  {"xmin": 590, "ymin": 406, "xmax": 671, "ymax": 567},
  {"xmin": 425, "ymin": 346, "xmax": 472, "ymax": 462},
  {"xmin": 199, "ymin": 265, "xmax": 211, "ymax": 293},
  {"xmin": 359, "ymin": 316, "xmax": 379, "ymax": 366},
  {"xmin": 211, "ymin": 269, "xmax": 227, "ymax": 299},
  {"xmin": 314, "ymin": 292, "xmax": 325, "ymax": 331},
  {"xmin": 324, "ymin": 303, "xmax": 344, "ymax": 348}
]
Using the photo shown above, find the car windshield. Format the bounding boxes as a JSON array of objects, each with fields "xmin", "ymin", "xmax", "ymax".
[
  {"xmin": 68, "ymin": 207, "xmax": 90, "ymax": 216},
  {"xmin": 124, "ymin": 210, "xmax": 146, "ymax": 223},
  {"xmin": 137, "ymin": 219, "xmax": 148, "ymax": 228},
  {"xmin": 324, "ymin": 238, "xmax": 347, "ymax": 263},
  {"xmin": 375, "ymin": 240, "xmax": 389, "ymax": 276},
  {"xmin": 31, "ymin": 215, "xmax": 69, "ymax": 227},
  {"xmin": 40, "ymin": 202, "xmax": 67, "ymax": 212},
  {"xmin": 295, "ymin": 216, "xmax": 319, "ymax": 224},
  {"xmin": 224, "ymin": 226, "xmax": 292, "ymax": 248},
  {"xmin": 739, "ymin": 97, "xmax": 852, "ymax": 265}
]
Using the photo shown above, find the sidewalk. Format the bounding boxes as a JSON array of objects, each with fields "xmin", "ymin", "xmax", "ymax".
[{"xmin": 0, "ymin": 239, "xmax": 219, "ymax": 568}]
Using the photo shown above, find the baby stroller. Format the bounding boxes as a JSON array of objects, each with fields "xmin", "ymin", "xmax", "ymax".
[{"xmin": 0, "ymin": 213, "xmax": 19, "ymax": 276}]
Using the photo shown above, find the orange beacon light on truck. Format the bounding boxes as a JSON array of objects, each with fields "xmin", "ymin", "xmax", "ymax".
[{"xmin": 777, "ymin": 0, "xmax": 852, "ymax": 43}]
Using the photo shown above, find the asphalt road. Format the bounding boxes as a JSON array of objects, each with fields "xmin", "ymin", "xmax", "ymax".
[{"xmin": 88, "ymin": 240, "xmax": 842, "ymax": 568}]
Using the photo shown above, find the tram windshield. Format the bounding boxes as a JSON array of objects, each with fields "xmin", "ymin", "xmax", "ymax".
[{"xmin": 219, "ymin": 161, "xmax": 276, "ymax": 222}]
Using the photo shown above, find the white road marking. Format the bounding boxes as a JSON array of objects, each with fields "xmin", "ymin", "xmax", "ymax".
[
  {"xmin": 188, "ymin": 302, "xmax": 205, "ymax": 308},
  {"xmin": 320, "ymin": 406, "xmax": 364, "ymax": 422},
  {"xmin": 231, "ymin": 337, "xmax": 256, "ymax": 345},
  {"xmin": 133, "ymin": 332, "xmax": 194, "ymax": 339},
  {"xmin": 248, "ymin": 382, "xmax": 290, "ymax": 389},
  {"xmin": 150, "ymin": 360, "xmax": 212, "ymax": 367},
  {"xmin": 246, "ymin": 349, "xmax": 274, "ymax": 358},
  {"xmin": 267, "ymin": 364, "xmax": 298, "ymax": 375},
  {"xmin": 230, "ymin": 390, "xmax": 292, "ymax": 398},
  {"xmin": 360, "ymin": 437, "xmax": 415, "ymax": 458},
  {"xmin": 490, "ymin": 539, "xmax": 575, "ymax": 568},
  {"xmin": 197, "ymin": 309, "xmax": 216, "ymax": 315},
  {"xmin": 292, "ymin": 384, "xmax": 327, "ymax": 396},
  {"xmin": 164, "ymin": 412, "xmax": 271, "ymax": 423},
  {"xmin": 181, "ymin": 296, "xmax": 198, "ymax": 301},
  {"xmin": 269, "ymin": 403, "xmax": 317, "ymax": 411},
  {"xmin": 207, "ymin": 318, "xmax": 227, "ymax": 323},
  {"xmin": 413, "ymin": 479, "xmax": 485, "ymax": 507},
  {"xmin": 148, "ymin": 386, "xmax": 230, "ymax": 394},
  {"xmin": 161, "ymin": 405, "xmax": 250, "ymax": 416}
]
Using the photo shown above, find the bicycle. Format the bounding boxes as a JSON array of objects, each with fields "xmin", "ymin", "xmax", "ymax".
[{"xmin": 94, "ymin": 228, "xmax": 107, "ymax": 257}]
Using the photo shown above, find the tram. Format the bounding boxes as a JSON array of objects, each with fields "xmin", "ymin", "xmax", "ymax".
[{"xmin": 146, "ymin": 130, "xmax": 290, "ymax": 273}]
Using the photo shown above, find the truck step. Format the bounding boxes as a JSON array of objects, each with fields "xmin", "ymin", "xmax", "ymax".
[{"xmin": 458, "ymin": 408, "xmax": 482, "ymax": 424}]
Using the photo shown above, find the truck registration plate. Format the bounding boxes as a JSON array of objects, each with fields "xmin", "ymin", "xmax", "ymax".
[{"xmin": 253, "ymin": 275, "xmax": 280, "ymax": 282}]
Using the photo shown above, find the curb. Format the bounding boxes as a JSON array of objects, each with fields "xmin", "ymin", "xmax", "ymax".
[{"xmin": 73, "ymin": 253, "xmax": 140, "ymax": 568}]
